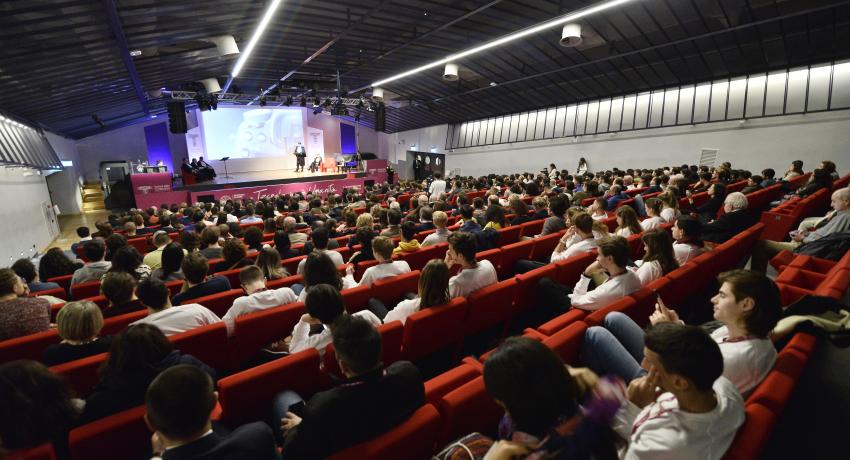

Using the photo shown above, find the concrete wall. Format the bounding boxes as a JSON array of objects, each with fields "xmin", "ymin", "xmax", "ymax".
[
  {"xmin": 391, "ymin": 111, "xmax": 850, "ymax": 178},
  {"xmin": 44, "ymin": 132, "xmax": 84, "ymax": 215},
  {"xmin": 0, "ymin": 168, "xmax": 57, "ymax": 264}
]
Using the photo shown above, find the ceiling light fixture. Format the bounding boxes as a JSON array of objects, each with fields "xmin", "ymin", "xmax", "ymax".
[
  {"xmin": 368, "ymin": 0, "xmax": 635, "ymax": 88},
  {"xmin": 231, "ymin": 0, "xmax": 283, "ymax": 78}
]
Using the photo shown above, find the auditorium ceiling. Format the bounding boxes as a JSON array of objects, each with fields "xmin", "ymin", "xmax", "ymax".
[{"xmin": 1, "ymin": 0, "xmax": 848, "ymax": 138}]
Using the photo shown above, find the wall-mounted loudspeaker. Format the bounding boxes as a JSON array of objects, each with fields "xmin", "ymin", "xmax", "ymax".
[{"xmin": 167, "ymin": 101, "xmax": 188, "ymax": 134}]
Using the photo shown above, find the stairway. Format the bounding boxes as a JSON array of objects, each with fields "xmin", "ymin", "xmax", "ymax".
[{"xmin": 81, "ymin": 183, "xmax": 106, "ymax": 212}]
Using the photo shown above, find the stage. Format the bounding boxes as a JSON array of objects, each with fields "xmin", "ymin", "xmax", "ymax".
[{"xmin": 130, "ymin": 160, "xmax": 388, "ymax": 209}]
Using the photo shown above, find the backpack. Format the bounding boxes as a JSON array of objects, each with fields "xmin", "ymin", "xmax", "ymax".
[{"xmin": 793, "ymin": 231, "xmax": 850, "ymax": 260}]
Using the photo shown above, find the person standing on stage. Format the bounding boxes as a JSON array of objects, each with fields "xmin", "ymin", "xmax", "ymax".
[
  {"xmin": 413, "ymin": 156, "xmax": 423, "ymax": 180},
  {"xmin": 386, "ymin": 164, "xmax": 395, "ymax": 184},
  {"xmin": 293, "ymin": 142, "xmax": 306, "ymax": 172},
  {"xmin": 354, "ymin": 151, "xmax": 364, "ymax": 172}
]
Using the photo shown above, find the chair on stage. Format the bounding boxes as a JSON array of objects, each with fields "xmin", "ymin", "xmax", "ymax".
[
  {"xmin": 322, "ymin": 158, "xmax": 336, "ymax": 172},
  {"xmin": 182, "ymin": 171, "xmax": 197, "ymax": 185}
]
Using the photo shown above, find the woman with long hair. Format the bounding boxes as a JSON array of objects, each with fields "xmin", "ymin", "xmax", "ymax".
[
  {"xmin": 614, "ymin": 206, "xmax": 642, "ymax": 237},
  {"xmin": 255, "ymin": 246, "xmax": 288, "ymax": 280},
  {"xmin": 382, "ymin": 259, "xmax": 450, "ymax": 324},
  {"xmin": 151, "ymin": 243, "xmax": 186, "ymax": 282},
  {"xmin": 671, "ymin": 216, "xmax": 706, "ymax": 265},
  {"xmin": 628, "ymin": 229, "xmax": 679, "ymax": 286},
  {"xmin": 689, "ymin": 183, "xmax": 726, "ymax": 223},
  {"xmin": 273, "ymin": 230, "xmax": 302, "ymax": 259},
  {"xmin": 218, "ymin": 238, "xmax": 252, "ymax": 272},
  {"xmin": 657, "ymin": 191, "xmax": 681, "ymax": 223},
  {"xmin": 38, "ymin": 247, "xmax": 83, "ymax": 282},
  {"xmin": 295, "ymin": 251, "xmax": 356, "ymax": 301},
  {"xmin": 107, "ymin": 245, "xmax": 151, "ymax": 280}
]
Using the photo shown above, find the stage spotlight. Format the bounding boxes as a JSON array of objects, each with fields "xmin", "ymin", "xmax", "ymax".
[
  {"xmin": 299, "ymin": 97, "xmax": 307, "ymax": 107},
  {"xmin": 284, "ymin": 96, "xmax": 293, "ymax": 106},
  {"xmin": 259, "ymin": 95, "xmax": 267, "ymax": 107}
]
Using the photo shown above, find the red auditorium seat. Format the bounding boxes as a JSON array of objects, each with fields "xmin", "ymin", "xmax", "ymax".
[
  {"xmin": 169, "ymin": 322, "xmax": 231, "ymax": 371},
  {"xmin": 402, "ymin": 298, "xmax": 468, "ymax": 362},
  {"xmin": 513, "ymin": 263, "xmax": 557, "ymax": 315},
  {"xmin": 464, "ymin": 279, "xmax": 518, "ymax": 339},
  {"xmin": 424, "ymin": 361, "xmax": 482, "ymax": 407},
  {"xmin": 518, "ymin": 219, "xmax": 544, "ymax": 238},
  {"xmin": 218, "ymin": 349, "xmax": 325, "ymax": 426},
  {"xmin": 495, "ymin": 225, "xmax": 522, "ymax": 246},
  {"xmin": 0, "ymin": 329, "xmax": 60, "ymax": 362},
  {"xmin": 33, "ymin": 286, "xmax": 66, "ymax": 300},
  {"xmin": 400, "ymin": 244, "xmax": 444, "ymax": 271},
  {"xmin": 541, "ymin": 321, "xmax": 587, "ymax": 365},
  {"xmin": 436, "ymin": 376, "xmax": 503, "ymax": 446},
  {"xmin": 536, "ymin": 309, "xmax": 587, "ymax": 336},
  {"xmin": 746, "ymin": 370, "xmax": 797, "ymax": 416},
  {"xmin": 371, "ymin": 270, "xmax": 420, "ymax": 305},
  {"xmin": 126, "ymin": 237, "xmax": 149, "ymax": 254},
  {"xmin": 50, "ymin": 352, "xmax": 107, "ymax": 398},
  {"xmin": 325, "ymin": 404, "xmax": 441, "ymax": 460},
  {"xmin": 101, "ymin": 310, "xmax": 147, "ymax": 335},
  {"xmin": 189, "ymin": 288, "xmax": 243, "ymax": 316},
  {"xmin": 70, "ymin": 280, "xmax": 101, "ymax": 300},
  {"xmin": 5, "ymin": 443, "xmax": 56, "ymax": 460},
  {"xmin": 528, "ymin": 232, "xmax": 562, "ymax": 262},
  {"xmin": 266, "ymin": 274, "xmax": 302, "ymax": 289},
  {"xmin": 68, "ymin": 405, "xmax": 150, "ymax": 460},
  {"xmin": 721, "ymin": 403, "xmax": 777, "ymax": 460},
  {"xmin": 786, "ymin": 332, "xmax": 817, "ymax": 355},
  {"xmin": 232, "ymin": 302, "xmax": 304, "ymax": 365},
  {"xmin": 475, "ymin": 248, "xmax": 502, "ymax": 274},
  {"xmin": 216, "ymin": 267, "xmax": 243, "ymax": 287},
  {"xmin": 341, "ymin": 285, "xmax": 372, "ymax": 313},
  {"xmin": 46, "ymin": 274, "xmax": 73, "ymax": 297},
  {"xmin": 497, "ymin": 239, "xmax": 534, "ymax": 278},
  {"xmin": 553, "ymin": 251, "xmax": 596, "ymax": 286},
  {"xmin": 282, "ymin": 255, "xmax": 307, "ymax": 276},
  {"xmin": 353, "ymin": 259, "xmax": 381, "ymax": 280}
]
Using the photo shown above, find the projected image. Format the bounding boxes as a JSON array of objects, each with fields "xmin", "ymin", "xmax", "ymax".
[{"xmin": 201, "ymin": 108, "xmax": 304, "ymax": 160}]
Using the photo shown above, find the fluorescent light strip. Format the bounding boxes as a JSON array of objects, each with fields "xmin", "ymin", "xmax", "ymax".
[
  {"xmin": 370, "ymin": 0, "xmax": 636, "ymax": 88},
  {"xmin": 231, "ymin": 0, "xmax": 284, "ymax": 78}
]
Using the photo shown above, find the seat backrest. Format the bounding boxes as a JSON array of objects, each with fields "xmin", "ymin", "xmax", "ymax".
[
  {"xmin": 233, "ymin": 302, "xmax": 304, "ymax": 365},
  {"xmin": 266, "ymin": 274, "xmax": 302, "ymax": 290},
  {"xmin": 34, "ymin": 287, "xmax": 67, "ymax": 300},
  {"xmin": 400, "ymin": 245, "xmax": 440, "ymax": 271},
  {"xmin": 464, "ymin": 279, "xmax": 518, "ymax": 337},
  {"xmin": 495, "ymin": 225, "xmax": 522, "ymax": 247},
  {"xmin": 402, "ymin": 298, "xmax": 468, "ymax": 362},
  {"xmin": 126, "ymin": 237, "xmax": 150, "ymax": 254},
  {"xmin": 721, "ymin": 403, "xmax": 776, "ymax": 460},
  {"xmin": 513, "ymin": 263, "xmax": 557, "ymax": 315},
  {"xmin": 519, "ymin": 219, "xmax": 544, "ymax": 238},
  {"xmin": 101, "ymin": 310, "xmax": 148, "ymax": 335},
  {"xmin": 746, "ymin": 370, "xmax": 796, "ymax": 416},
  {"xmin": 169, "ymin": 322, "xmax": 231, "ymax": 371},
  {"xmin": 436, "ymin": 376, "xmax": 503, "ymax": 446},
  {"xmin": 529, "ymin": 232, "xmax": 562, "ymax": 261},
  {"xmin": 47, "ymin": 274, "xmax": 73, "ymax": 297},
  {"xmin": 372, "ymin": 270, "xmax": 420, "ymax": 305},
  {"xmin": 191, "ymin": 289, "xmax": 243, "ymax": 316},
  {"xmin": 282, "ymin": 255, "xmax": 307, "ymax": 276},
  {"xmin": 542, "ymin": 321, "xmax": 588, "ymax": 365},
  {"xmin": 50, "ymin": 352, "xmax": 108, "ymax": 398},
  {"xmin": 0, "ymin": 329, "xmax": 60, "ymax": 362},
  {"xmin": 68, "ymin": 405, "xmax": 149, "ymax": 460},
  {"xmin": 553, "ymin": 251, "xmax": 596, "ymax": 286},
  {"xmin": 424, "ymin": 362, "xmax": 482, "ymax": 407},
  {"xmin": 475, "ymin": 249, "xmax": 502, "ymax": 276},
  {"xmin": 326, "ymin": 404, "xmax": 442, "ymax": 460},
  {"xmin": 216, "ymin": 268, "xmax": 242, "ymax": 287},
  {"xmin": 218, "ymin": 348, "xmax": 324, "ymax": 426},
  {"xmin": 497, "ymin": 239, "xmax": 534, "ymax": 278},
  {"xmin": 341, "ymin": 284, "xmax": 373, "ymax": 313},
  {"xmin": 5, "ymin": 443, "xmax": 56, "ymax": 460},
  {"xmin": 71, "ymin": 280, "xmax": 102, "ymax": 300}
]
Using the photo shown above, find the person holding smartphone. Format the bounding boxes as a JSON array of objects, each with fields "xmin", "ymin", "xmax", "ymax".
[{"xmin": 580, "ymin": 269, "xmax": 781, "ymax": 397}]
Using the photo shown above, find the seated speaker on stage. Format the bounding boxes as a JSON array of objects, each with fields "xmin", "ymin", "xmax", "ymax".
[
  {"xmin": 197, "ymin": 157, "xmax": 217, "ymax": 179},
  {"xmin": 309, "ymin": 154, "xmax": 322, "ymax": 173}
]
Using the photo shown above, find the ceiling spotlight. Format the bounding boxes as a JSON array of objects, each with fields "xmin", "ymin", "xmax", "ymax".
[
  {"xmin": 560, "ymin": 23, "xmax": 582, "ymax": 47},
  {"xmin": 199, "ymin": 78, "xmax": 222, "ymax": 93},
  {"xmin": 372, "ymin": 87, "xmax": 384, "ymax": 101},
  {"xmin": 299, "ymin": 97, "xmax": 307, "ymax": 107},
  {"xmin": 284, "ymin": 96, "xmax": 293, "ymax": 106},
  {"xmin": 129, "ymin": 49, "xmax": 142, "ymax": 57},
  {"xmin": 443, "ymin": 63, "xmax": 459, "ymax": 82},
  {"xmin": 207, "ymin": 35, "xmax": 240, "ymax": 57}
]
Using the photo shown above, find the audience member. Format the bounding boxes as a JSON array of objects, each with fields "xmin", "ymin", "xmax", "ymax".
[
  {"xmin": 151, "ymin": 242, "xmax": 187, "ymax": 282},
  {"xmin": 422, "ymin": 210, "xmax": 451, "ymax": 246},
  {"xmin": 217, "ymin": 238, "xmax": 253, "ymax": 272},
  {"xmin": 143, "ymin": 231, "xmax": 172, "ymax": 270},
  {"xmin": 348, "ymin": 227, "xmax": 376, "ymax": 264},
  {"xmin": 38, "ymin": 247, "xmax": 83, "ymax": 284},
  {"xmin": 445, "ymin": 232, "xmax": 497, "ymax": 298},
  {"xmin": 284, "ymin": 217, "xmax": 308, "ymax": 245},
  {"xmin": 132, "ymin": 277, "xmax": 221, "ymax": 335},
  {"xmin": 107, "ymin": 245, "xmax": 151, "ymax": 280},
  {"xmin": 540, "ymin": 196, "xmax": 568, "ymax": 236},
  {"xmin": 702, "ymin": 192, "xmax": 754, "ymax": 243},
  {"xmin": 81, "ymin": 323, "xmax": 215, "ymax": 424},
  {"xmin": 640, "ymin": 198, "xmax": 666, "ymax": 231},
  {"xmin": 347, "ymin": 236, "xmax": 411, "ymax": 287},
  {"xmin": 393, "ymin": 221, "xmax": 421, "ymax": 255},
  {"xmin": 171, "ymin": 253, "xmax": 231, "ymax": 305},
  {"xmin": 273, "ymin": 230, "xmax": 302, "ymax": 259},
  {"xmin": 100, "ymin": 271, "xmax": 145, "ymax": 318},
  {"xmin": 672, "ymin": 215, "xmax": 706, "ymax": 265},
  {"xmin": 70, "ymin": 226, "xmax": 92, "ymax": 255},
  {"xmin": 614, "ymin": 205, "xmax": 642, "ymax": 237},
  {"xmin": 296, "ymin": 227, "xmax": 344, "ymax": 274},
  {"xmin": 244, "ymin": 226, "xmax": 265, "ymax": 252},
  {"xmin": 12, "ymin": 258, "xmax": 60, "ymax": 293},
  {"xmin": 255, "ymin": 247, "xmax": 289, "ymax": 280},
  {"xmin": 104, "ymin": 233, "xmax": 127, "ymax": 262},
  {"xmin": 275, "ymin": 315, "xmax": 424, "ymax": 458},
  {"xmin": 222, "ymin": 266, "xmax": 297, "ymax": 335},
  {"xmin": 628, "ymin": 229, "xmax": 678, "ymax": 286},
  {"xmin": 287, "ymin": 284, "xmax": 381, "ymax": 355},
  {"xmin": 382, "ymin": 259, "xmax": 450, "ymax": 324},
  {"xmin": 380, "ymin": 209, "xmax": 402, "ymax": 237},
  {"xmin": 42, "ymin": 300, "xmax": 112, "ymax": 366},
  {"xmin": 71, "ymin": 239, "xmax": 112, "ymax": 287},
  {"xmin": 0, "ymin": 268, "xmax": 51, "ymax": 341},
  {"xmin": 146, "ymin": 365, "xmax": 279, "ymax": 460},
  {"xmin": 689, "ymin": 183, "xmax": 727, "ymax": 223},
  {"xmin": 199, "ymin": 226, "xmax": 223, "ymax": 260}
]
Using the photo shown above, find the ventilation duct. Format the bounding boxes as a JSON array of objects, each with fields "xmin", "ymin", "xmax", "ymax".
[
  {"xmin": 199, "ymin": 78, "xmax": 222, "ymax": 94},
  {"xmin": 208, "ymin": 35, "xmax": 240, "ymax": 57}
]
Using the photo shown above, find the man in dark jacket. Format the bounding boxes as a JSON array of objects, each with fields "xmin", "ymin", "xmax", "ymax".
[
  {"xmin": 702, "ymin": 192, "xmax": 755, "ymax": 244},
  {"xmin": 277, "ymin": 315, "xmax": 425, "ymax": 459}
]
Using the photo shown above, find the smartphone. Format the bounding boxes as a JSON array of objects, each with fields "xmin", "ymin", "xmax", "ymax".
[{"xmin": 288, "ymin": 401, "xmax": 306, "ymax": 417}]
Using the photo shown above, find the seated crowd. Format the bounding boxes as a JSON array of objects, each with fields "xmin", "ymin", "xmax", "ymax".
[{"xmin": 0, "ymin": 157, "xmax": 847, "ymax": 459}]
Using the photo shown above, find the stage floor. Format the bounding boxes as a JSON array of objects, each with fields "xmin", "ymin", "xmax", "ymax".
[{"xmin": 178, "ymin": 168, "xmax": 367, "ymax": 192}]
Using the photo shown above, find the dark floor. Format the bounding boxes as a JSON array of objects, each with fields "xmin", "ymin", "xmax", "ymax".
[{"xmin": 762, "ymin": 331, "xmax": 850, "ymax": 459}]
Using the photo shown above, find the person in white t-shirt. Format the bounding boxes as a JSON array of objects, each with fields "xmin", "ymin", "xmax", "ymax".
[
  {"xmin": 130, "ymin": 277, "xmax": 221, "ymax": 336},
  {"xmin": 382, "ymin": 259, "xmax": 450, "ymax": 324},
  {"xmin": 582, "ymin": 269, "xmax": 781, "ymax": 397},
  {"xmin": 428, "ymin": 172, "xmax": 447, "ymax": 201},
  {"xmin": 221, "ymin": 266, "xmax": 297, "ymax": 335},
  {"xmin": 296, "ymin": 227, "xmax": 344, "ymax": 275},
  {"xmin": 287, "ymin": 284, "xmax": 381, "ymax": 355},
  {"xmin": 345, "ymin": 236, "xmax": 411, "ymax": 287},
  {"xmin": 612, "ymin": 323, "xmax": 745, "ymax": 460},
  {"xmin": 658, "ymin": 192, "xmax": 681, "ymax": 223},
  {"xmin": 671, "ymin": 215, "xmax": 707, "ymax": 265},
  {"xmin": 589, "ymin": 198, "xmax": 609, "ymax": 221},
  {"xmin": 614, "ymin": 206, "xmax": 642, "ymax": 238},
  {"xmin": 640, "ymin": 198, "xmax": 666, "ymax": 232},
  {"xmin": 627, "ymin": 229, "xmax": 678, "ymax": 286},
  {"xmin": 550, "ymin": 213, "xmax": 598, "ymax": 263},
  {"xmin": 445, "ymin": 232, "xmax": 497, "ymax": 299}
]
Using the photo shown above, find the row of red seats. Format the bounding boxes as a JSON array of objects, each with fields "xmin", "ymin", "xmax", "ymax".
[
  {"xmin": 769, "ymin": 249, "xmax": 850, "ymax": 305},
  {"xmin": 758, "ymin": 173, "xmax": 850, "ymax": 242}
]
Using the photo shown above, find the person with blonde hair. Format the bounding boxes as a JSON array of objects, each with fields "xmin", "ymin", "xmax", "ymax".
[
  {"xmin": 255, "ymin": 247, "xmax": 289, "ymax": 280},
  {"xmin": 422, "ymin": 211, "xmax": 452, "ymax": 246},
  {"xmin": 347, "ymin": 236, "xmax": 411, "ymax": 287},
  {"xmin": 42, "ymin": 300, "xmax": 112, "ymax": 366}
]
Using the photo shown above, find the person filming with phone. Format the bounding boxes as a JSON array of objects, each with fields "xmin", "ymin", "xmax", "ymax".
[{"xmin": 580, "ymin": 269, "xmax": 781, "ymax": 397}]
